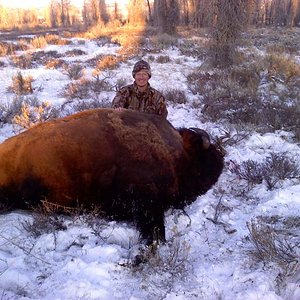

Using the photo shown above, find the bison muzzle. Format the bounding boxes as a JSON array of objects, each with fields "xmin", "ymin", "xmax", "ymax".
[{"xmin": 0, "ymin": 108, "xmax": 224, "ymax": 244}]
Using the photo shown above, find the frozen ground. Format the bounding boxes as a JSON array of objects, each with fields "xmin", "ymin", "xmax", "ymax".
[{"xmin": 0, "ymin": 32, "xmax": 299, "ymax": 300}]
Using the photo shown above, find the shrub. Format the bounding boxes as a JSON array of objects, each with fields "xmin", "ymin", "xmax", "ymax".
[
  {"xmin": 62, "ymin": 73, "xmax": 113, "ymax": 101},
  {"xmin": 65, "ymin": 49, "xmax": 87, "ymax": 57},
  {"xmin": 11, "ymin": 54, "xmax": 33, "ymax": 69},
  {"xmin": 114, "ymin": 77, "xmax": 128, "ymax": 91},
  {"xmin": 44, "ymin": 34, "xmax": 61, "ymax": 44},
  {"xmin": 31, "ymin": 36, "xmax": 48, "ymax": 49},
  {"xmin": 44, "ymin": 34, "xmax": 71, "ymax": 46},
  {"xmin": 62, "ymin": 97, "xmax": 110, "ymax": 115},
  {"xmin": 230, "ymin": 160, "xmax": 263, "ymax": 185},
  {"xmin": 0, "ymin": 96, "xmax": 60, "ymax": 127},
  {"xmin": 90, "ymin": 71, "xmax": 114, "ymax": 97},
  {"xmin": 156, "ymin": 55, "xmax": 171, "ymax": 63},
  {"xmin": 247, "ymin": 217, "xmax": 300, "ymax": 273},
  {"xmin": 163, "ymin": 88, "xmax": 187, "ymax": 104},
  {"xmin": 0, "ymin": 97, "xmax": 25, "ymax": 125},
  {"xmin": 230, "ymin": 152, "xmax": 299, "ymax": 190},
  {"xmin": 62, "ymin": 79, "xmax": 91, "ymax": 100},
  {"xmin": 8, "ymin": 72, "xmax": 34, "ymax": 95},
  {"xmin": 22, "ymin": 208, "xmax": 67, "ymax": 239},
  {"xmin": 63, "ymin": 64, "xmax": 85, "ymax": 80},
  {"xmin": 12, "ymin": 100, "xmax": 60, "ymax": 130},
  {"xmin": 265, "ymin": 53, "xmax": 300, "ymax": 85},
  {"xmin": 31, "ymin": 50, "xmax": 62, "ymax": 66},
  {"xmin": 0, "ymin": 41, "xmax": 28, "ymax": 56},
  {"xmin": 178, "ymin": 39, "xmax": 207, "ymax": 59},
  {"xmin": 149, "ymin": 33, "xmax": 178, "ymax": 50},
  {"xmin": 95, "ymin": 55, "xmax": 119, "ymax": 71},
  {"xmin": 0, "ymin": 42, "xmax": 18, "ymax": 56},
  {"xmin": 112, "ymin": 33, "xmax": 143, "ymax": 55},
  {"xmin": 130, "ymin": 237, "xmax": 191, "ymax": 299},
  {"xmin": 189, "ymin": 61, "xmax": 299, "ymax": 138},
  {"xmin": 45, "ymin": 58, "xmax": 66, "ymax": 69}
]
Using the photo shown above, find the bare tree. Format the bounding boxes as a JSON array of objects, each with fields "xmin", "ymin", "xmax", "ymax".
[
  {"xmin": 49, "ymin": 0, "xmax": 59, "ymax": 27},
  {"xmin": 128, "ymin": 0, "xmax": 147, "ymax": 25},
  {"xmin": 99, "ymin": 0, "xmax": 109, "ymax": 24},
  {"xmin": 146, "ymin": 0, "xmax": 153, "ymax": 24},
  {"xmin": 209, "ymin": 0, "xmax": 246, "ymax": 68},
  {"xmin": 287, "ymin": 0, "xmax": 299, "ymax": 27},
  {"xmin": 58, "ymin": 0, "xmax": 71, "ymax": 27},
  {"xmin": 154, "ymin": 0, "xmax": 180, "ymax": 34},
  {"xmin": 91, "ymin": 0, "xmax": 100, "ymax": 24}
]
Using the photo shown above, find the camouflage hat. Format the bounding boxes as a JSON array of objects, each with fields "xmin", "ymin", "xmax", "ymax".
[{"xmin": 132, "ymin": 60, "xmax": 151, "ymax": 78}]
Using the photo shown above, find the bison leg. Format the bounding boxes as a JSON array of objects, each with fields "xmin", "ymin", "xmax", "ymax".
[{"xmin": 132, "ymin": 198, "xmax": 166, "ymax": 245}]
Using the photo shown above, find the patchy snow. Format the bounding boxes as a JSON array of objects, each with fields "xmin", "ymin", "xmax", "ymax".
[{"xmin": 0, "ymin": 33, "xmax": 299, "ymax": 300}]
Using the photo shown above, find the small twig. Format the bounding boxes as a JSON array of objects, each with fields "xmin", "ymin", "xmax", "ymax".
[
  {"xmin": 0, "ymin": 233, "xmax": 53, "ymax": 265},
  {"xmin": 206, "ymin": 193, "xmax": 236, "ymax": 234}
]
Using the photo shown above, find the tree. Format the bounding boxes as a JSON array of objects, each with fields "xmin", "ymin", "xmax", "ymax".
[
  {"xmin": 99, "ymin": 0, "xmax": 109, "ymax": 24},
  {"xmin": 154, "ymin": 0, "xmax": 180, "ymax": 34},
  {"xmin": 287, "ymin": 0, "xmax": 299, "ymax": 27},
  {"xmin": 146, "ymin": 0, "xmax": 153, "ymax": 24},
  {"xmin": 59, "ymin": 0, "xmax": 71, "ymax": 26},
  {"xmin": 49, "ymin": 0, "xmax": 59, "ymax": 27},
  {"xmin": 128, "ymin": 0, "xmax": 147, "ymax": 25},
  {"xmin": 209, "ymin": 0, "xmax": 246, "ymax": 68}
]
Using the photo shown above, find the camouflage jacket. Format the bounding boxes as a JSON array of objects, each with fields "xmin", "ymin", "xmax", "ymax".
[{"xmin": 112, "ymin": 82, "xmax": 168, "ymax": 118}]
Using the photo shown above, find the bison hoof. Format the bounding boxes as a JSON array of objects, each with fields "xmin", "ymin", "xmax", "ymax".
[
  {"xmin": 132, "ymin": 242, "xmax": 161, "ymax": 266},
  {"xmin": 132, "ymin": 254, "xmax": 147, "ymax": 266}
]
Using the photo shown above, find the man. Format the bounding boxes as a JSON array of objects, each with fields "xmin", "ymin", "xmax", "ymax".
[{"xmin": 112, "ymin": 60, "xmax": 168, "ymax": 118}]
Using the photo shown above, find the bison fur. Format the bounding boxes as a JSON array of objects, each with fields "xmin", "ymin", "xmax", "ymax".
[{"xmin": 0, "ymin": 108, "xmax": 224, "ymax": 244}]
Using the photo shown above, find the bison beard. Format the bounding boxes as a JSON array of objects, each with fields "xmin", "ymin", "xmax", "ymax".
[{"xmin": 0, "ymin": 108, "xmax": 224, "ymax": 244}]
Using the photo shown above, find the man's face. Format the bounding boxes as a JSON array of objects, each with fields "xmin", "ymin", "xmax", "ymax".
[{"xmin": 134, "ymin": 70, "xmax": 150, "ymax": 87}]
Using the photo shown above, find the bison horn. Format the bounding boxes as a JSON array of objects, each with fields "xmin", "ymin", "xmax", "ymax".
[{"xmin": 189, "ymin": 127, "xmax": 211, "ymax": 149}]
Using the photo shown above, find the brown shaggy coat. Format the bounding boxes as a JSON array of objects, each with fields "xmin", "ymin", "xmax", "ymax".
[{"xmin": 0, "ymin": 108, "xmax": 224, "ymax": 243}]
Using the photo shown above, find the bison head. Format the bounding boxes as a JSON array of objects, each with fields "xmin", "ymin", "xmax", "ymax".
[{"xmin": 173, "ymin": 127, "xmax": 224, "ymax": 208}]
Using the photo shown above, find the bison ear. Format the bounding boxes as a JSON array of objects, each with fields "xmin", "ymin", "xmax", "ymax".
[{"xmin": 179, "ymin": 128, "xmax": 210, "ymax": 154}]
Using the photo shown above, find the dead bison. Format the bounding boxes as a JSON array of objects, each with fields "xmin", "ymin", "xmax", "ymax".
[{"xmin": 0, "ymin": 108, "xmax": 224, "ymax": 243}]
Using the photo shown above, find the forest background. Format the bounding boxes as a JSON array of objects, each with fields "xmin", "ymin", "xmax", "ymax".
[{"xmin": 0, "ymin": 0, "xmax": 299, "ymax": 33}]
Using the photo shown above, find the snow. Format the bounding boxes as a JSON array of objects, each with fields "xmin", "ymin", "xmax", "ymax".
[{"xmin": 0, "ymin": 32, "xmax": 299, "ymax": 300}]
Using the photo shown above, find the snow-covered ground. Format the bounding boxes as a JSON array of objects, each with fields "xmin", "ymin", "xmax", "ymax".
[{"xmin": 0, "ymin": 31, "xmax": 299, "ymax": 300}]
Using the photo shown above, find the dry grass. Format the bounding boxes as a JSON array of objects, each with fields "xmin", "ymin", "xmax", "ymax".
[
  {"xmin": 22, "ymin": 207, "xmax": 67, "ymax": 239},
  {"xmin": 95, "ymin": 55, "xmax": 119, "ymax": 71},
  {"xmin": 156, "ymin": 55, "xmax": 171, "ymax": 63},
  {"xmin": 8, "ymin": 72, "xmax": 34, "ymax": 95},
  {"xmin": 230, "ymin": 152, "xmax": 300, "ymax": 190},
  {"xmin": 63, "ymin": 63, "xmax": 85, "ymax": 80},
  {"xmin": 61, "ymin": 73, "xmax": 113, "ymax": 101},
  {"xmin": 12, "ymin": 101, "xmax": 59, "ymax": 130},
  {"xmin": 265, "ymin": 53, "xmax": 300, "ymax": 84},
  {"xmin": 0, "ymin": 96, "xmax": 60, "ymax": 127},
  {"xmin": 0, "ymin": 42, "xmax": 18, "ymax": 56},
  {"xmin": 163, "ymin": 88, "xmax": 187, "ymax": 105},
  {"xmin": 45, "ymin": 58, "xmax": 66, "ymax": 69},
  {"xmin": 128, "ymin": 237, "xmax": 192, "ymax": 299},
  {"xmin": 65, "ymin": 49, "xmax": 87, "ymax": 57},
  {"xmin": 31, "ymin": 36, "xmax": 48, "ymax": 49},
  {"xmin": 188, "ymin": 53, "xmax": 299, "ymax": 139},
  {"xmin": 11, "ymin": 54, "xmax": 33, "ymax": 69},
  {"xmin": 44, "ymin": 34, "xmax": 71, "ymax": 46},
  {"xmin": 247, "ymin": 217, "xmax": 300, "ymax": 275},
  {"xmin": 149, "ymin": 33, "xmax": 178, "ymax": 50}
]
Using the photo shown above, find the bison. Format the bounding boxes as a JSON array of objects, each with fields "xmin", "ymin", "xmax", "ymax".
[{"xmin": 0, "ymin": 108, "xmax": 224, "ymax": 244}]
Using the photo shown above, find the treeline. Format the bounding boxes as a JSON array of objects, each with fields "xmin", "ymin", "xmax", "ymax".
[{"xmin": 0, "ymin": 0, "xmax": 299, "ymax": 31}]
